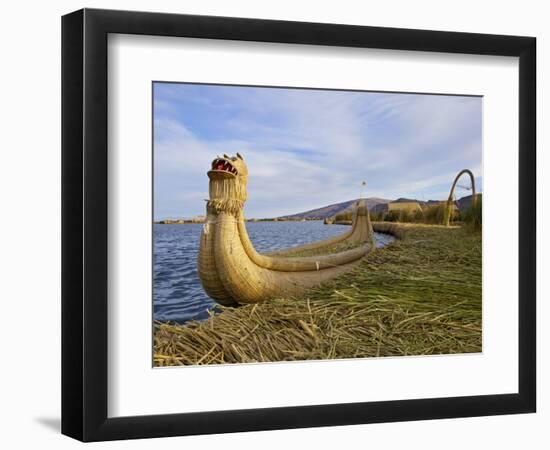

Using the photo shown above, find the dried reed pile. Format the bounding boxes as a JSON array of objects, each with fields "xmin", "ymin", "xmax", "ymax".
[{"xmin": 154, "ymin": 224, "xmax": 481, "ymax": 366}]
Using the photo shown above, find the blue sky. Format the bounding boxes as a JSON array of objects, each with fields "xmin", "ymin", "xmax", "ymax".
[{"xmin": 154, "ymin": 83, "xmax": 482, "ymax": 219}]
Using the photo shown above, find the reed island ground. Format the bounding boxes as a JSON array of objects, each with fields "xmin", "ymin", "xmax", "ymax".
[{"xmin": 154, "ymin": 223, "xmax": 482, "ymax": 366}]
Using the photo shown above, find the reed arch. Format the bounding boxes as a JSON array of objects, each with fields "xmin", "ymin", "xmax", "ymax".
[{"xmin": 444, "ymin": 169, "xmax": 476, "ymax": 226}]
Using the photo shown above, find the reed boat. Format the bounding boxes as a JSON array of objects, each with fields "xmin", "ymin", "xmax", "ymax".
[{"xmin": 197, "ymin": 153, "xmax": 375, "ymax": 305}]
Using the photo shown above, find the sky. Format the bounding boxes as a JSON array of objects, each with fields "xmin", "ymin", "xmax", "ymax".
[{"xmin": 153, "ymin": 82, "xmax": 482, "ymax": 220}]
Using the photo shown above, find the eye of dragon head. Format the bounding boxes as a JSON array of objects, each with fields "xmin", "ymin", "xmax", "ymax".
[{"xmin": 207, "ymin": 153, "xmax": 248, "ymax": 215}]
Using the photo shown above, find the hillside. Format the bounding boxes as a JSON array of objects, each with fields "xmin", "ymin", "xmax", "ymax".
[
  {"xmin": 277, "ymin": 194, "xmax": 480, "ymax": 220},
  {"xmin": 278, "ymin": 197, "xmax": 391, "ymax": 220},
  {"xmin": 456, "ymin": 194, "xmax": 478, "ymax": 212}
]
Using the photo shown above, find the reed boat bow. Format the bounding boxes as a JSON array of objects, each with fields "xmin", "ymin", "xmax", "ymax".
[{"xmin": 197, "ymin": 153, "xmax": 375, "ymax": 305}]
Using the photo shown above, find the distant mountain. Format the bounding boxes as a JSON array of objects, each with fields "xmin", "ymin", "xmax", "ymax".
[
  {"xmin": 278, "ymin": 197, "xmax": 392, "ymax": 220},
  {"xmin": 279, "ymin": 194, "xmax": 480, "ymax": 220},
  {"xmin": 456, "ymin": 194, "xmax": 479, "ymax": 212}
]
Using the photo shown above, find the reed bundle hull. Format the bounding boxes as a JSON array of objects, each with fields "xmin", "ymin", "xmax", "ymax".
[{"xmin": 197, "ymin": 154, "xmax": 375, "ymax": 305}]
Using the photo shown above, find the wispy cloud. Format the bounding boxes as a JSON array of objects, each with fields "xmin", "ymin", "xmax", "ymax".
[{"xmin": 153, "ymin": 83, "xmax": 482, "ymax": 219}]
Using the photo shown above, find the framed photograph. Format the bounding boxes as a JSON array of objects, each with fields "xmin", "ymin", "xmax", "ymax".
[{"xmin": 61, "ymin": 8, "xmax": 536, "ymax": 442}]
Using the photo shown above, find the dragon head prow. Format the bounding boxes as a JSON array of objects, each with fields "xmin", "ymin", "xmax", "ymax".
[{"xmin": 207, "ymin": 153, "xmax": 248, "ymax": 215}]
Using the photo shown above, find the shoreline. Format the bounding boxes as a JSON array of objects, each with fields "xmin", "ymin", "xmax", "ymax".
[
  {"xmin": 153, "ymin": 218, "xmax": 340, "ymax": 224},
  {"xmin": 154, "ymin": 222, "xmax": 481, "ymax": 366}
]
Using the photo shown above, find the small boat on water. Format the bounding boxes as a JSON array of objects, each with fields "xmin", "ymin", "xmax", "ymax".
[{"xmin": 197, "ymin": 153, "xmax": 375, "ymax": 305}]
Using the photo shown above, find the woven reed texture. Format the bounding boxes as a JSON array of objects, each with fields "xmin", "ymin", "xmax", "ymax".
[{"xmin": 197, "ymin": 155, "xmax": 375, "ymax": 305}]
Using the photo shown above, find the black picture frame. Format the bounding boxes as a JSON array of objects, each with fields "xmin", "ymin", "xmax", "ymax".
[{"xmin": 61, "ymin": 8, "xmax": 536, "ymax": 442}]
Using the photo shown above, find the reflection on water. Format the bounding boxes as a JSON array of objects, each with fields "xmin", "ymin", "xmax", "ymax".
[{"xmin": 154, "ymin": 221, "xmax": 394, "ymax": 323}]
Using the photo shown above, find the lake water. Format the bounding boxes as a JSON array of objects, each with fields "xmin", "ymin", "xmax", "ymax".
[{"xmin": 154, "ymin": 221, "xmax": 394, "ymax": 323}]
